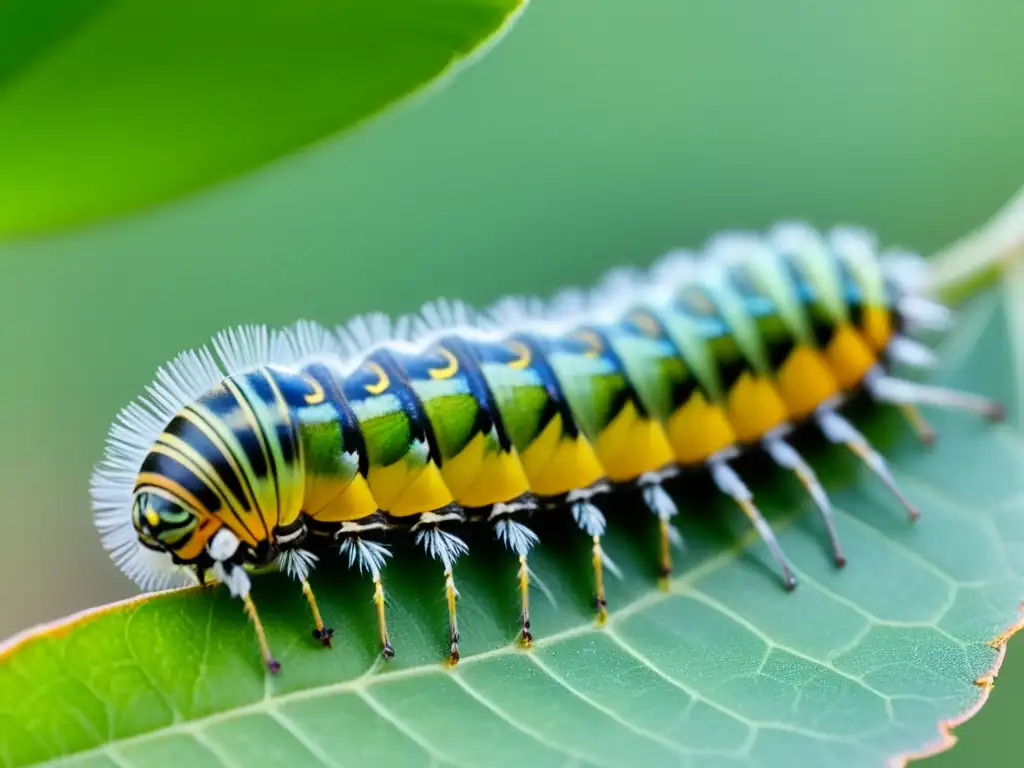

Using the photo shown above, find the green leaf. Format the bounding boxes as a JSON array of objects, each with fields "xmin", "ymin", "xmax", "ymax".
[
  {"xmin": 0, "ymin": 0, "xmax": 526, "ymax": 239},
  {"xmin": 2, "ymin": 276, "xmax": 1023, "ymax": 767}
]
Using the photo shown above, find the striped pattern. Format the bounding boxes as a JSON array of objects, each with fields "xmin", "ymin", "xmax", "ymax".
[{"xmin": 91, "ymin": 222, "xmax": 999, "ymax": 671}]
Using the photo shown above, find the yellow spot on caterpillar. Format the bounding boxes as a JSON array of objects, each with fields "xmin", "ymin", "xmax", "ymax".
[
  {"xmin": 136, "ymin": 472, "xmax": 260, "ymax": 547},
  {"xmin": 428, "ymin": 348, "xmax": 460, "ymax": 380},
  {"xmin": 144, "ymin": 508, "xmax": 160, "ymax": 528},
  {"xmin": 575, "ymin": 330, "xmax": 604, "ymax": 358},
  {"xmin": 364, "ymin": 362, "xmax": 390, "ymax": 395},
  {"xmin": 595, "ymin": 401, "xmax": 675, "ymax": 482},
  {"xmin": 776, "ymin": 345, "xmax": 840, "ymax": 420},
  {"xmin": 726, "ymin": 373, "xmax": 789, "ymax": 444},
  {"xmin": 171, "ymin": 516, "xmax": 219, "ymax": 562},
  {"xmin": 507, "ymin": 341, "xmax": 532, "ymax": 370},
  {"xmin": 441, "ymin": 431, "xmax": 532, "ymax": 508},
  {"xmin": 519, "ymin": 415, "xmax": 606, "ymax": 497},
  {"xmin": 680, "ymin": 287, "xmax": 716, "ymax": 316},
  {"xmin": 303, "ymin": 377, "xmax": 325, "ymax": 405},
  {"xmin": 667, "ymin": 391, "xmax": 737, "ymax": 465},
  {"xmin": 630, "ymin": 310, "xmax": 662, "ymax": 337},
  {"xmin": 303, "ymin": 473, "xmax": 379, "ymax": 524},
  {"xmin": 373, "ymin": 459, "xmax": 456, "ymax": 518},
  {"xmin": 390, "ymin": 461, "xmax": 456, "ymax": 517},
  {"xmin": 862, "ymin": 306, "xmax": 894, "ymax": 352},
  {"xmin": 825, "ymin": 324, "xmax": 879, "ymax": 390},
  {"xmin": 173, "ymin": 530, "xmax": 209, "ymax": 561}
]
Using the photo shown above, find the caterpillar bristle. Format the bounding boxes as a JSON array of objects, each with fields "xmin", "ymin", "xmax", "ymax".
[{"xmin": 91, "ymin": 222, "xmax": 1002, "ymax": 673}]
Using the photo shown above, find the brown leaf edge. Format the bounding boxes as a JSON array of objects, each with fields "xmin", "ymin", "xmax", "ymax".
[
  {"xmin": 0, "ymin": 587, "xmax": 197, "ymax": 660},
  {"xmin": 2, "ymin": 587, "xmax": 1023, "ymax": 767},
  {"xmin": 891, "ymin": 603, "xmax": 1024, "ymax": 767}
]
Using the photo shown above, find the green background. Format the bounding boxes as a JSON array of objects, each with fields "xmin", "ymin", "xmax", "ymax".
[{"xmin": 0, "ymin": 0, "xmax": 1021, "ymax": 764}]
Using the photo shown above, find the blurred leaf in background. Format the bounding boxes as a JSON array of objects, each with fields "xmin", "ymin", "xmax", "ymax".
[{"xmin": 0, "ymin": 0, "xmax": 526, "ymax": 237}]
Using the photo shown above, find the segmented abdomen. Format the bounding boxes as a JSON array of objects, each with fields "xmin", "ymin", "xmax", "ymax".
[{"xmin": 287, "ymin": 224, "xmax": 902, "ymax": 526}]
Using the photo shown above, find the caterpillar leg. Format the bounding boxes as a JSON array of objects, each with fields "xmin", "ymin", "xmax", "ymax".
[
  {"xmin": 709, "ymin": 455, "xmax": 796, "ymax": 590},
  {"xmin": 898, "ymin": 404, "xmax": 937, "ymax": 446},
  {"xmin": 639, "ymin": 469, "xmax": 681, "ymax": 579},
  {"xmin": 242, "ymin": 592, "xmax": 280, "ymax": 674},
  {"xmin": 373, "ymin": 573, "xmax": 394, "ymax": 659},
  {"xmin": 275, "ymin": 548, "xmax": 334, "ymax": 647},
  {"xmin": 212, "ymin": 560, "xmax": 280, "ymax": 673},
  {"xmin": 493, "ymin": 516, "xmax": 540, "ymax": 646},
  {"xmin": 338, "ymin": 534, "xmax": 394, "ymax": 659},
  {"xmin": 815, "ymin": 406, "xmax": 920, "ymax": 520},
  {"xmin": 569, "ymin": 485, "xmax": 613, "ymax": 623},
  {"xmin": 897, "ymin": 295, "xmax": 953, "ymax": 332},
  {"xmin": 879, "ymin": 338, "xmax": 943, "ymax": 439},
  {"xmin": 887, "ymin": 335, "xmax": 939, "ymax": 369},
  {"xmin": 302, "ymin": 579, "xmax": 333, "ymax": 646},
  {"xmin": 414, "ymin": 519, "xmax": 469, "ymax": 664},
  {"xmin": 591, "ymin": 535, "xmax": 608, "ymax": 623},
  {"xmin": 444, "ymin": 567, "xmax": 461, "ymax": 663},
  {"xmin": 209, "ymin": 529, "xmax": 280, "ymax": 672},
  {"xmin": 518, "ymin": 555, "xmax": 531, "ymax": 645},
  {"xmin": 865, "ymin": 371, "xmax": 1005, "ymax": 422},
  {"xmin": 763, "ymin": 433, "xmax": 845, "ymax": 568}
]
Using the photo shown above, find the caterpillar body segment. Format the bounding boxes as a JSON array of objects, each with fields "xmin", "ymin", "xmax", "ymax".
[{"xmin": 91, "ymin": 225, "xmax": 1003, "ymax": 673}]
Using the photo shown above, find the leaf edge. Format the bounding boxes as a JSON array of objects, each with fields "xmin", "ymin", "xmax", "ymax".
[
  {"xmin": 890, "ymin": 603, "xmax": 1024, "ymax": 767},
  {"xmin": 0, "ymin": 0, "xmax": 532, "ymax": 242}
]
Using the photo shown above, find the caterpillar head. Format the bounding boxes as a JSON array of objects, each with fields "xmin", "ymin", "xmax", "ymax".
[{"xmin": 91, "ymin": 325, "xmax": 335, "ymax": 593}]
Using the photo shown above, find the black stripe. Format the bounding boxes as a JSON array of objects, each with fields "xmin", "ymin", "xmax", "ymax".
[
  {"xmin": 508, "ymin": 332, "xmax": 579, "ymax": 439},
  {"xmin": 137, "ymin": 449, "xmax": 256, "ymax": 542},
  {"xmin": 626, "ymin": 310, "xmax": 700, "ymax": 410},
  {"xmin": 303, "ymin": 362, "xmax": 370, "ymax": 478},
  {"xmin": 262, "ymin": 370, "xmax": 301, "ymax": 536},
  {"xmin": 239, "ymin": 372, "xmax": 287, "ymax": 532},
  {"xmin": 368, "ymin": 349, "xmax": 444, "ymax": 468},
  {"xmin": 576, "ymin": 325, "xmax": 647, "ymax": 420},
  {"xmin": 439, "ymin": 335, "xmax": 512, "ymax": 452},
  {"xmin": 164, "ymin": 412, "xmax": 252, "ymax": 514},
  {"xmin": 215, "ymin": 378, "xmax": 274, "ymax": 540}
]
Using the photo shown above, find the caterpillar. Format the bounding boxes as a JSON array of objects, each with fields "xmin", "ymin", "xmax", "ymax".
[{"xmin": 90, "ymin": 223, "xmax": 1003, "ymax": 673}]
